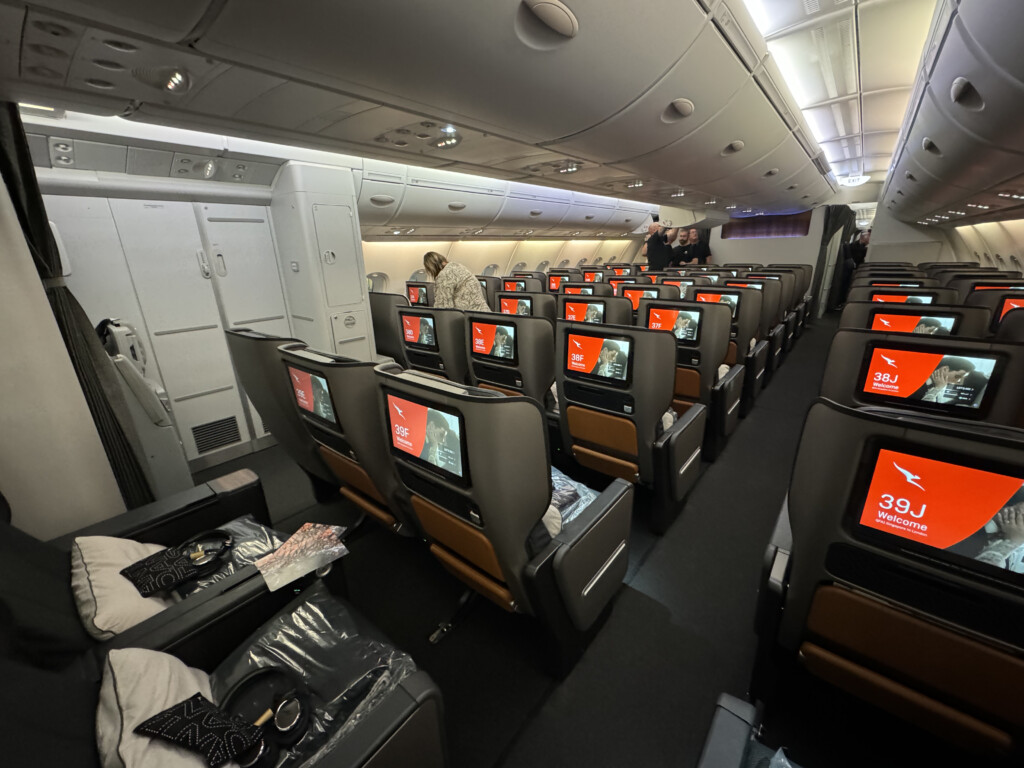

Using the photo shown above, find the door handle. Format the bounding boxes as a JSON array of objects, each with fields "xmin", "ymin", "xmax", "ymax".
[
  {"xmin": 196, "ymin": 249, "xmax": 211, "ymax": 279},
  {"xmin": 214, "ymin": 253, "xmax": 227, "ymax": 277}
]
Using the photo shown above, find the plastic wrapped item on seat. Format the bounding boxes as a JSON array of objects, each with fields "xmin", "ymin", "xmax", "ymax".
[
  {"xmin": 550, "ymin": 466, "xmax": 599, "ymax": 529},
  {"xmin": 209, "ymin": 583, "xmax": 417, "ymax": 766},
  {"xmin": 180, "ymin": 515, "xmax": 285, "ymax": 596}
]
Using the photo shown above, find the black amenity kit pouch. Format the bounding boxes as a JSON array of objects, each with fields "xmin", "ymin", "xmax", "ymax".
[{"xmin": 120, "ymin": 529, "xmax": 233, "ymax": 597}]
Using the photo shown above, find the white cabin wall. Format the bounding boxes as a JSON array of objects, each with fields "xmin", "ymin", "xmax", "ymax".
[
  {"xmin": 447, "ymin": 240, "xmax": 520, "ymax": 276},
  {"xmin": 709, "ymin": 206, "xmax": 825, "ymax": 267},
  {"xmin": 507, "ymin": 240, "xmax": 565, "ymax": 272},
  {"xmin": 361, "ymin": 240, "xmax": 454, "ymax": 293},
  {"xmin": 951, "ymin": 220, "xmax": 1024, "ymax": 271},
  {"xmin": 0, "ymin": 183, "xmax": 125, "ymax": 538},
  {"xmin": 865, "ymin": 206, "xmax": 956, "ymax": 264}
]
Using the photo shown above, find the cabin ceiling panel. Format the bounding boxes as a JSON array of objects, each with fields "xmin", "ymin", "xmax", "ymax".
[
  {"xmin": 27, "ymin": 0, "xmax": 213, "ymax": 43},
  {"xmin": 802, "ymin": 100, "xmax": 860, "ymax": 144},
  {"xmin": 547, "ymin": 25, "xmax": 749, "ymax": 163},
  {"xmin": 766, "ymin": 15, "xmax": 857, "ymax": 108},
  {"xmin": 196, "ymin": 0, "xmax": 708, "ymax": 143},
  {"xmin": 858, "ymin": 0, "xmax": 936, "ymax": 92}
]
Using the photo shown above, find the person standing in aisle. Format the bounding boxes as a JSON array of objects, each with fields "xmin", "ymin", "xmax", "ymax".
[{"xmin": 423, "ymin": 251, "xmax": 491, "ymax": 312}]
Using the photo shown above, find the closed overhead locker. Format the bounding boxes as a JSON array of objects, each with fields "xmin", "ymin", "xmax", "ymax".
[
  {"xmin": 553, "ymin": 191, "xmax": 617, "ymax": 235},
  {"xmin": 356, "ymin": 158, "xmax": 407, "ymax": 234},
  {"xmin": 702, "ymin": 134, "xmax": 808, "ymax": 199},
  {"xmin": 604, "ymin": 202, "xmax": 655, "ymax": 234},
  {"xmin": 108, "ymin": 199, "xmax": 249, "ymax": 462},
  {"xmin": 391, "ymin": 167, "xmax": 506, "ymax": 236},
  {"xmin": 550, "ymin": 24, "xmax": 748, "ymax": 163},
  {"xmin": 627, "ymin": 80, "xmax": 788, "ymax": 187},
  {"xmin": 195, "ymin": 0, "xmax": 709, "ymax": 143},
  {"xmin": 486, "ymin": 182, "xmax": 572, "ymax": 235}
]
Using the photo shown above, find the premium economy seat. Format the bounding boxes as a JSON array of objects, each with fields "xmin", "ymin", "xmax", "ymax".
[
  {"xmin": 397, "ymin": 307, "xmax": 471, "ymax": 384},
  {"xmin": 510, "ymin": 270, "xmax": 547, "ymax": 282},
  {"xmin": 546, "ymin": 268, "xmax": 584, "ymax": 292},
  {"xmin": 494, "ymin": 290, "xmax": 557, "ymax": 322},
  {"xmin": 368, "ymin": 292, "xmax": 411, "ymax": 367},
  {"xmin": 745, "ymin": 269, "xmax": 800, "ymax": 349},
  {"xmin": 476, "ymin": 275, "xmax": 502, "ymax": 310},
  {"xmin": 373, "ymin": 365, "xmax": 634, "ymax": 673},
  {"xmin": 464, "ymin": 311, "xmax": 555, "ymax": 405},
  {"xmin": 557, "ymin": 294, "xmax": 634, "ymax": 326},
  {"xmin": 819, "ymin": 330, "xmax": 1024, "ymax": 427},
  {"xmin": 846, "ymin": 286, "xmax": 959, "ymax": 305},
  {"xmin": 850, "ymin": 276, "xmax": 941, "ymax": 290},
  {"xmin": 636, "ymin": 298, "xmax": 742, "ymax": 462},
  {"xmin": 997, "ymin": 309, "xmax": 1024, "ymax": 342},
  {"xmin": 837, "ymin": 302, "xmax": 993, "ymax": 338},
  {"xmin": 756, "ymin": 398, "xmax": 1024, "ymax": 758},
  {"xmin": 225, "ymin": 329, "xmax": 338, "ymax": 491},
  {"xmin": 278, "ymin": 343, "xmax": 419, "ymax": 535},
  {"xmin": 725, "ymin": 277, "xmax": 784, "ymax": 368},
  {"xmin": 621, "ymin": 283, "xmax": 680, "ymax": 316},
  {"xmin": 655, "ymin": 274, "xmax": 713, "ymax": 290},
  {"xmin": 501, "ymin": 276, "xmax": 544, "ymax": 294},
  {"xmin": 965, "ymin": 289, "xmax": 1024, "ymax": 336},
  {"xmin": 405, "ymin": 281, "xmax": 434, "ymax": 307},
  {"xmin": 949, "ymin": 277, "xmax": 1024, "ymax": 302},
  {"xmin": 554, "ymin": 321, "xmax": 707, "ymax": 533},
  {"xmin": 561, "ymin": 281, "xmax": 614, "ymax": 297}
]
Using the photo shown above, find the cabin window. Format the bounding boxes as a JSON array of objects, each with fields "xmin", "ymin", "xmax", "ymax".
[
  {"xmin": 536, "ymin": 260, "xmax": 550, "ymax": 272},
  {"xmin": 576, "ymin": 258, "xmax": 588, "ymax": 267},
  {"xmin": 409, "ymin": 268, "xmax": 428, "ymax": 281},
  {"xmin": 512, "ymin": 261, "xmax": 527, "ymax": 271},
  {"xmin": 482, "ymin": 263, "xmax": 500, "ymax": 276},
  {"xmin": 557, "ymin": 258, "xmax": 570, "ymax": 267},
  {"xmin": 721, "ymin": 211, "xmax": 813, "ymax": 239},
  {"xmin": 366, "ymin": 272, "xmax": 388, "ymax": 292}
]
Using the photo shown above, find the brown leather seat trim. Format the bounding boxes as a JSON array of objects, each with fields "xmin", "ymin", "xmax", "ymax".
[
  {"xmin": 806, "ymin": 585, "xmax": 1024, "ymax": 729},
  {"xmin": 571, "ymin": 445, "xmax": 639, "ymax": 482},
  {"xmin": 478, "ymin": 382, "xmax": 520, "ymax": 397},
  {"xmin": 319, "ymin": 446, "xmax": 386, "ymax": 504},
  {"xmin": 674, "ymin": 367, "xmax": 702, "ymax": 401},
  {"xmin": 671, "ymin": 398, "xmax": 695, "ymax": 415},
  {"xmin": 430, "ymin": 544, "xmax": 515, "ymax": 612},
  {"xmin": 566, "ymin": 405, "xmax": 638, "ymax": 456},
  {"xmin": 724, "ymin": 341, "xmax": 737, "ymax": 366},
  {"xmin": 339, "ymin": 487, "xmax": 397, "ymax": 530},
  {"xmin": 412, "ymin": 495, "xmax": 505, "ymax": 582},
  {"xmin": 800, "ymin": 642, "xmax": 1012, "ymax": 756}
]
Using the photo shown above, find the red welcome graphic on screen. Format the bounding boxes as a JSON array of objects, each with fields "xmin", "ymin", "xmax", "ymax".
[
  {"xmin": 623, "ymin": 288, "xmax": 657, "ymax": 310},
  {"xmin": 609, "ymin": 279, "xmax": 634, "ymax": 295},
  {"xmin": 549, "ymin": 275, "xmax": 564, "ymax": 291},
  {"xmin": 872, "ymin": 294, "xmax": 913, "ymax": 303},
  {"xmin": 1000, "ymin": 298, "xmax": 1024, "ymax": 320},
  {"xmin": 566, "ymin": 335, "xmax": 606, "ymax": 373},
  {"xmin": 408, "ymin": 286, "xmax": 421, "ymax": 303},
  {"xmin": 647, "ymin": 308, "xmax": 680, "ymax": 331},
  {"xmin": 859, "ymin": 449, "xmax": 1024, "ymax": 549},
  {"xmin": 288, "ymin": 367, "xmax": 315, "ymax": 413},
  {"xmin": 975, "ymin": 285, "xmax": 1024, "ymax": 291},
  {"xmin": 870, "ymin": 314, "xmax": 926, "ymax": 333},
  {"xmin": 503, "ymin": 280, "xmax": 522, "ymax": 292},
  {"xmin": 472, "ymin": 323, "xmax": 497, "ymax": 354},
  {"xmin": 387, "ymin": 395, "xmax": 428, "ymax": 458},
  {"xmin": 862, "ymin": 348, "xmax": 945, "ymax": 397},
  {"xmin": 565, "ymin": 286, "xmax": 587, "ymax": 295},
  {"xmin": 499, "ymin": 298, "xmax": 518, "ymax": 314},
  {"xmin": 613, "ymin": 267, "xmax": 628, "ymax": 276},
  {"xmin": 584, "ymin": 272, "xmax": 598, "ymax": 282},
  {"xmin": 402, "ymin": 315, "xmax": 422, "ymax": 343}
]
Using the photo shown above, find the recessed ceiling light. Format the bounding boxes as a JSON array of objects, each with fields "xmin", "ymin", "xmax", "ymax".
[
  {"xmin": 165, "ymin": 70, "xmax": 191, "ymax": 93},
  {"xmin": 571, "ymin": 231, "xmax": 581, "ymax": 236},
  {"xmin": 392, "ymin": 229, "xmax": 402, "ymax": 235},
  {"xmin": 705, "ymin": 200, "xmax": 717, "ymax": 205},
  {"xmin": 441, "ymin": 124, "xmax": 457, "ymax": 134},
  {"xmin": 626, "ymin": 180, "xmax": 644, "ymax": 188},
  {"xmin": 726, "ymin": 205, "xmax": 737, "ymax": 210},
  {"xmin": 558, "ymin": 162, "xmax": 579, "ymax": 174},
  {"xmin": 232, "ymin": 173, "xmax": 242, "ymax": 179},
  {"xmin": 671, "ymin": 190, "xmax": 685, "ymax": 198}
]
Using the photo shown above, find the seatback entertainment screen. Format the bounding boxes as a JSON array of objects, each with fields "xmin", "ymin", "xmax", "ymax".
[
  {"xmin": 860, "ymin": 346, "xmax": 997, "ymax": 411},
  {"xmin": 500, "ymin": 297, "xmax": 532, "ymax": 315},
  {"xmin": 287, "ymin": 365, "xmax": 337, "ymax": 426},
  {"xmin": 566, "ymin": 332, "xmax": 632, "ymax": 385},
  {"xmin": 401, "ymin": 313, "xmax": 437, "ymax": 350},
  {"xmin": 646, "ymin": 306, "xmax": 700, "ymax": 344},
  {"xmin": 583, "ymin": 271, "xmax": 604, "ymax": 283},
  {"xmin": 386, "ymin": 394, "xmax": 465, "ymax": 481},
  {"xmin": 869, "ymin": 312, "xmax": 956, "ymax": 335},
  {"xmin": 623, "ymin": 287, "xmax": 659, "ymax": 310},
  {"xmin": 564, "ymin": 300, "xmax": 605, "ymax": 324},
  {"xmin": 855, "ymin": 447, "xmax": 1024, "ymax": 582},
  {"xmin": 407, "ymin": 285, "xmax": 428, "ymax": 304},
  {"xmin": 503, "ymin": 279, "xmax": 526, "ymax": 292},
  {"xmin": 871, "ymin": 292, "xmax": 935, "ymax": 304},
  {"xmin": 612, "ymin": 267, "xmax": 630, "ymax": 276},
  {"xmin": 695, "ymin": 291, "xmax": 739, "ymax": 319},
  {"xmin": 724, "ymin": 281, "xmax": 763, "ymax": 291},
  {"xmin": 471, "ymin": 321, "xmax": 516, "ymax": 362},
  {"xmin": 565, "ymin": 285, "xmax": 594, "ymax": 295},
  {"xmin": 663, "ymin": 279, "xmax": 694, "ymax": 289},
  {"xmin": 549, "ymin": 275, "xmax": 566, "ymax": 291},
  {"xmin": 608, "ymin": 278, "xmax": 636, "ymax": 296},
  {"xmin": 870, "ymin": 281, "xmax": 924, "ymax": 287},
  {"xmin": 999, "ymin": 296, "xmax": 1024, "ymax": 321}
]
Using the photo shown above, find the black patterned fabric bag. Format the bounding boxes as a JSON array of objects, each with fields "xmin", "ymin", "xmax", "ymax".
[
  {"xmin": 120, "ymin": 530, "xmax": 232, "ymax": 597},
  {"xmin": 134, "ymin": 692, "xmax": 262, "ymax": 767}
]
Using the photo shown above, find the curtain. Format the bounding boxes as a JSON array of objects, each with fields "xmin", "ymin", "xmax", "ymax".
[
  {"xmin": 0, "ymin": 102, "xmax": 154, "ymax": 508},
  {"xmin": 720, "ymin": 211, "xmax": 813, "ymax": 240},
  {"xmin": 816, "ymin": 204, "xmax": 857, "ymax": 311}
]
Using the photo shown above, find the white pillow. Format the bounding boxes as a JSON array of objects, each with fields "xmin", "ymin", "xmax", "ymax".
[
  {"xmin": 71, "ymin": 536, "xmax": 177, "ymax": 641},
  {"xmin": 97, "ymin": 648, "xmax": 212, "ymax": 768}
]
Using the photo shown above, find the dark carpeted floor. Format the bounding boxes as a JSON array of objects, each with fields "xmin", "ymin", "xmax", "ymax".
[{"xmin": 203, "ymin": 312, "xmax": 983, "ymax": 768}]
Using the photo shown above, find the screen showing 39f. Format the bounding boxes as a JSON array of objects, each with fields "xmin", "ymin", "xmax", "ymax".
[
  {"xmin": 387, "ymin": 395, "xmax": 463, "ymax": 477},
  {"xmin": 862, "ymin": 348, "xmax": 995, "ymax": 409},
  {"xmin": 287, "ymin": 366, "xmax": 336, "ymax": 424},
  {"xmin": 566, "ymin": 334, "xmax": 630, "ymax": 381},
  {"xmin": 858, "ymin": 448, "xmax": 1024, "ymax": 576}
]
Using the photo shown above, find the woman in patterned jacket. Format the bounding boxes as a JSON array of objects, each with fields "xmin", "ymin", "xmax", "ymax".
[{"xmin": 423, "ymin": 251, "xmax": 490, "ymax": 312}]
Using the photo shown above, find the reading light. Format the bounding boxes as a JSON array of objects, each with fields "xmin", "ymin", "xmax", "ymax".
[
  {"xmin": 558, "ymin": 162, "xmax": 580, "ymax": 174},
  {"xmin": 200, "ymin": 160, "xmax": 217, "ymax": 179},
  {"xmin": 627, "ymin": 180, "xmax": 644, "ymax": 189},
  {"xmin": 441, "ymin": 124, "xmax": 457, "ymax": 134}
]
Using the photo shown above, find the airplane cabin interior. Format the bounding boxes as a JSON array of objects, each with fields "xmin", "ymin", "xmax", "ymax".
[{"xmin": 1, "ymin": 1, "xmax": 1024, "ymax": 767}]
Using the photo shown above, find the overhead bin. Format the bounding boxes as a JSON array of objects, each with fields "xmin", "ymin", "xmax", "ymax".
[
  {"xmin": 26, "ymin": 0, "xmax": 211, "ymax": 43},
  {"xmin": 387, "ymin": 167, "xmax": 507, "ymax": 233},
  {"xmin": 604, "ymin": 202, "xmax": 655, "ymax": 233},
  {"xmin": 701, "ymin": 135, "xmax": 810, "ymax": 199},
  {"xmin": 550, "ymin": 191, "xmax": 617, "ymax": 234},
  {"xmin": 626, "ymin": 80, "xmax": 788, "ymax": 186},
  {"xmin": 549, "ymin": 25, "xmax": 748, "ymax": 163},
  {"xmin": 194, "ymin": 0, "xmax": 709, "ymax": 143},
  {"xmin": 356, "ymin": 159, "xmax": 407, "ymax": 226},
  {"xmin": 486, "ymin": 182, "xmax": 572, "ymax": 234}
]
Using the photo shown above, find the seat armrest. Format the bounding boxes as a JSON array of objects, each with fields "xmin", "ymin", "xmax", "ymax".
[
  {"xmin": 754, "ymin": 503, "xmax": 792, "ymax": 642},
  {"xmin": 712, "ymin": 364, "xmax": 745, "ymax": 432},
  {"xmin": 48, "ymin": 470, "xmax": 269, "ymax": 550},
  {"xmin": 654, "ymin": 403, "xmax": 706, "ymax": 500},
  {"xmin": 551, "ymin": 479, "xmax": 633, "ymax": 631}
]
